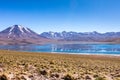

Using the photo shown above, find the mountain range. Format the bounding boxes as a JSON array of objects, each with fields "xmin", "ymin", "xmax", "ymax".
[
  {"xmin": 0, "ymin": 25, "xmax": 120, "ymax": 45},
  {"xmin": 41, "ymin": 31, "xmax": 120, "ymax": 42}
]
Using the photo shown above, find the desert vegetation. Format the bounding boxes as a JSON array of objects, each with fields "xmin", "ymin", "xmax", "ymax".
[{"xmin": 0, "ymin": 50, "xmax": 120, "ymax": 80}]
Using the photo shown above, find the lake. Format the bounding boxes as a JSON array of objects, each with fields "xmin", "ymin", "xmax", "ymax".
[{"xmin": 0, "ymin": 44, "xmax": 120, "ymax": 55}]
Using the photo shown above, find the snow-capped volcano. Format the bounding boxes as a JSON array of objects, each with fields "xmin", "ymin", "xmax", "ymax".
[
  {"xmin": 0, "ymin": 25, "xmax": 39, "ymax": 38},
  {"xmin": 0, "ymin": 25, "xmax": 49, "ymax": 45}
]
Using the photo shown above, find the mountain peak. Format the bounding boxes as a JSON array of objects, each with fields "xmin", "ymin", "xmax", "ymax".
[
  {"xmin": 13, "ymin": 24, "xmax": 23, "ymax": 28},
  {"xmin": 10, "ymin": 25, "xmax": 24, "ymax": 33},
  {"xmin": 13, "ymin": 25, "xmax": 23, "ymax": 29}
]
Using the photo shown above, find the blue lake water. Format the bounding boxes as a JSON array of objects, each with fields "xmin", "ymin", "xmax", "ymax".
[{"xmin": 0, "ymin": 44, "xmax": 120, "ymax": 55}]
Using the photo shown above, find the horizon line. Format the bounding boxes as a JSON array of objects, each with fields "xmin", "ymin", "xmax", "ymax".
[{"xmin": 0, "ymin": 24, "xmax": 120, "ymax": 34}]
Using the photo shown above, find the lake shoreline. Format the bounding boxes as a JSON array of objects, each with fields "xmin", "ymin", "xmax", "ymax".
[
  {"xmin": 1, "ymin": 49, "xmax": 120, "ymax": 57},
  {"xmin": 50, "ymin": 51, "xmax": 120, "ymax": 57}
]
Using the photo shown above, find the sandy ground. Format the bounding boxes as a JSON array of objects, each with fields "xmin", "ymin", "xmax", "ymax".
[{"xmin": 0, "ymin": 50, "xmax": 120, "ymax": 80}]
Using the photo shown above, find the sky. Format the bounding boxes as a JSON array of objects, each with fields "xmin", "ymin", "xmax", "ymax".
[{"xmin": 0, "ymin": 0, "xmax": 120, "ymax": 33}]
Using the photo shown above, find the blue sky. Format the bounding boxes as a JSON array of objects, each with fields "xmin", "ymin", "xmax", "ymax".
[{"xmin": 0, "ymin": 0, "xmax": 120, "ymax": 33}]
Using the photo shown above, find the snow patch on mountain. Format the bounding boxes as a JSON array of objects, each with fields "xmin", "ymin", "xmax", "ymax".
[
  {"xmin": 9, "ymin": 26, "xmax": 14, "ymax": 35},
  {"xmin": 18, "ymin": 25, "xmax": 24, "ymax": 33},
  {"xmin": 24, "ymin": 27, "xmax": 31, "ymax": 33}
]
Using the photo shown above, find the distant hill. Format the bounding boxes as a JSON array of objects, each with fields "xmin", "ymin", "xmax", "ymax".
[{"xmin": 0, "ymin": 25, "xmax": 50, "ymax": 45}]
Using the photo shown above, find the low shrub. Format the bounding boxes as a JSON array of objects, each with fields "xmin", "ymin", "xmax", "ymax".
[
  {"xmin": 0, "ymin": 74, "xmax": 8, "ymax": 80},
  {"xmin": 40, "ymin": 70, "xmax": 47, "ymax": 75},
  {"xmin": 62, "ymin": 74, "xmax": 73, "ymax": 80},
  {"xmin": 95, "ymin": 77, "xmax": 106, "ymax": 80}
]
